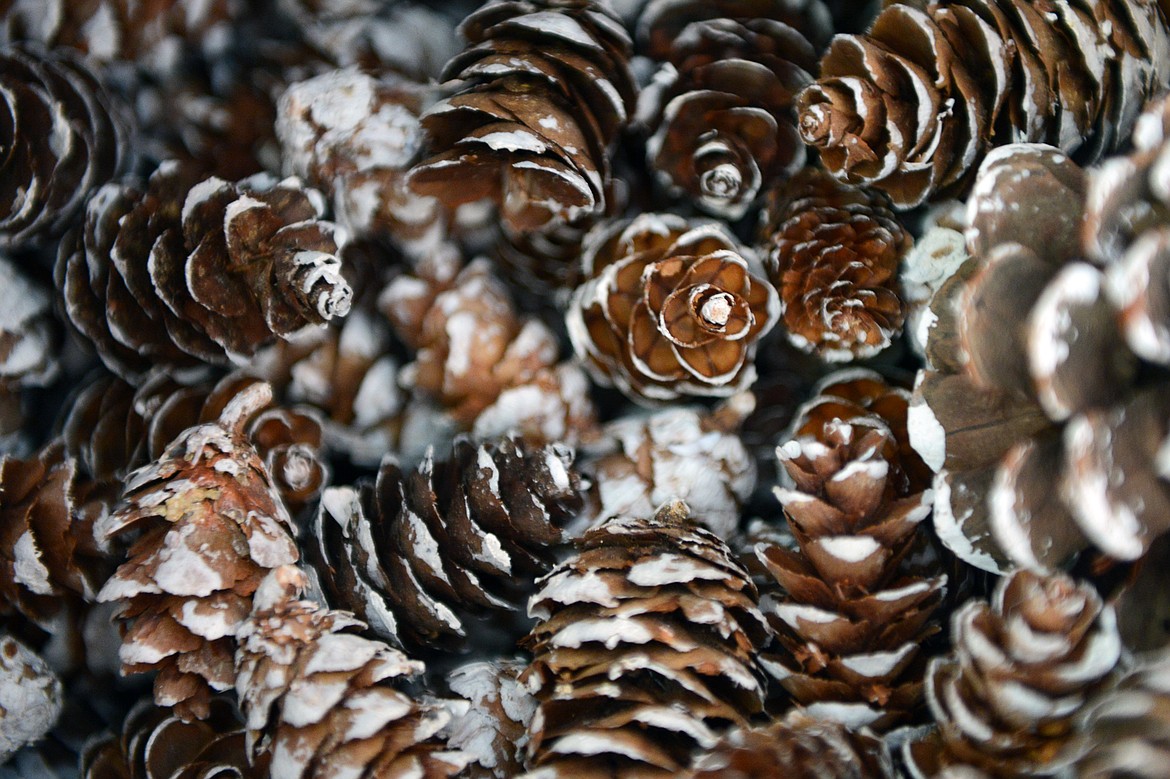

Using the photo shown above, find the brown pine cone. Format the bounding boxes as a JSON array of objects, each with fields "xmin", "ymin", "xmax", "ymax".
[
  {"xmin": 567, "ymin": 213, "xmax": 780, "ymax": 402},
  {"xmin": 234, "ymin": 565, "xmax": 469, "ymax": 777},
  {"xmin": 0, "ymin": 45, "xmax": 132, "ymax": 249},
  {"xmin": 687, "ymin": 710, "xmax": 893, "ymax": 779},
  {"xmin": 904, "ymin": 569, "xmax": 1121, "ymax": 777},
  {"xmin": 307, "ymin": 434, "xmax": 585, "ymax": 650},
  {"xmin": 57, "ymin": 161, "xmax": 352, "ymax": 383},
  {"xmin": 520, "ymin": 501, "xmax": 770, "ymax": 777},
  {"xmin": 756, "ymin": 370, "xmax": 945, "ymax": 730},
  {"xmin": 797, "ymin": 0, "xmax": 1170, "ymax": 207},
  {"xmin": 636, "ymin": 0, "xmax": 827, "ymax": 219},
  {"xmin": 0, "ymin": 634, "xmax": 62, "ymax": 761},
  {"xmin": 80, "ymin": 697, "xmax": 263, "ymax": 779},
  {"xmin": 760, "ymin": 168, "xmax": 909, "ymax": 361},
  {"xmin": 407, "ymin": 0, "xmax": 637, "ymax": 234},
  {"xmin": 96, "ymin": 383, "xmax": 300, "ymax": 721},
  {"xmin": 446, "ymin": 660, "xmax": 537, "ymax": 779}
]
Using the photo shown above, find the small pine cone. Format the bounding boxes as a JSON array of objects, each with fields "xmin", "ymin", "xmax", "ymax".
[
  {"xmin": 0, "ymin": 45, "xmax": 132, "ymax": 249},
  {"xmin": 96, "ymin": 383, "xmax": 300, "ymax": 721},
  {"xmin": 446, "ymin": 660, "xmax": 537, "ymax": 779},
  {"xmin": 687, "ymin": 710, "xmax": 893, "ymax": 779},
  {"xmin": 520, "ymin": 501, "xmax": 770, "ymax": 777},
  {"xmin": 235, "ymin": 565, "xmax": 469, "ymax": 778},
  {"xmin": 636, "ymin": 0, "xmax": 827, "ymax": 219},
  {"xmin": 407, "ymin": 0, "xmax": 637, "ymax": 234},
  {"xmin": 80, "ymin": 697, "xmax": 263, "ymax": 779},
  {"xmin": 904, "ymin": 569, "xmax": 1121, "ymax": 778},
  {"xmin": 308, "ymin": 434, "xmax": 585, "ymax": 650},
  {"xmin": 57, "ymin": 161, "xmax": 352, "ymax": 383},
  {"xmin": 0, "ymin": 634, "xmax": 62, "ymax": 761},
  {"xmin": 760, "ymin": 168, "xmax": 909, "ymax": 361},
  {"xmin": 277, "ymin": 68, "xmax": 444, "ymax": 251},
  {"xmin": 755, "ymin": 371, "xmax": 944, "ymax": 729},
  {"xmin": 567, "ymin": 213, "xmax": 779, "ymax": 402},
  {"xmin": 797, "ymin": 0, "xmax": 1170, "ymax": 207},
  {"xmin": 583, "ymin": 393, "xmax": 756, "ymax": 538}
]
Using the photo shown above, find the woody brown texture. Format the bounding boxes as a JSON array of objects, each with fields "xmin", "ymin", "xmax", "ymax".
[
  {"xmin": 797, "ymin": 0, "xmax": 1170, "ymax": 207},
  {"xmin": 761, "ymin": 168, "xmax": 909, "ymax": 361},
  {"xmin": 408, "ymin": 0, "xmax": 636, "ymax": 234},
  {"xmin": 96, "ymin": 383, "xmax": 299, "ymax": 721},
  {"xmin": 567, "ymin": 213, "xmax": 779, "ymax": 402}
]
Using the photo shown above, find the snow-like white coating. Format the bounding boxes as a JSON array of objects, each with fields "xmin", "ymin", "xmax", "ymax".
[
  {"xmin": 1027, "ymin": 263, "xmax": 1102, "ymax": 420},
  {"xmin": 907, "ymin": 376, "xmax": 946, "ymax": 473},
  {"xmin": 0, "ymin": 636, "xmax": 62, "ymax": 760},
  {"xmin": 626, "ymin": 554, "xmax": 727, "ymax": 587},
  {"xmin": 11, "ymin": 532, "xmax": 52, "ymax": 596},
  {"xmin": 839, "ymin": 645, "xmax": 915, "ymax": 678},
  {"xmin": 931, "ymin": 472, "xmax": 1005, "ymax": 574},
  {"xmin": 815, "ymin": 535, "xmax": 881, "ymax": 563},
  {"xmin": 153, "ymin": 522, "xmax": 227, "ymax": 598}
]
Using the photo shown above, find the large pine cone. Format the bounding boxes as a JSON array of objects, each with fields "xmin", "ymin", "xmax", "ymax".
[
  {"xmin": 520, "ymin": 501, "xmax": 770, "ymax": 777},
  {"xmin": 58, "ymin": 161, "xmax": 352, "ymax": 384},
  {"xmin": 797, "ymin": 0, "xmax": 1170, "ymax": 207},
  {"xmin": 567, "ymin": 213, "xmax": 779, "ymax": 402},
  {"xmin": 905, "ymin": 569, "xmax": 1121, "ymax": 777},
  {"xmin": 96, "ymin": 383, "xmax": 300, "ymax": 721},
  {"xmin": 636, "ymin": 0, "xmax": 827, "ymax": 219},
  {"xmin": 756, "ymin": 370, "xmax": 944, "ymax": 730},
  {"xmin": 760, "ymin": 168, "xmax": 909, "ymax": 361},
  {"xmin": 235, "ymin": 565, "xmax": 469, "ymax": 777},
  {"xmin": 308, "ymin": 434, "xmax": 585, "ymax": 650},
  {"xmin": 408, "ymin": 0, "xmax": 636, "ymax": 234},
  {"xmin": 0, "ymin": 45, "xmax": 131, "ymax": 249}
]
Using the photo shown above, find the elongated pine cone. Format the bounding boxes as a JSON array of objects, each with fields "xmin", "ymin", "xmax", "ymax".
[
  {"xmin": 235, "ymin": 565, "xmax": 469, "ymax": 777},
  {"xmin": 797, "ymin": 0, "xmax": 1170, "ymax": 206},
  {"xmin": 637, "ymin": 0, "xmax": 827, "ymax": 219},
  {"xmin": 905, "ymin": 569, "xmax": 1121, "ymax": 777},
  {"xmin": 446, "ymin": 660, "xmax": 537, "ymax": 779},
  {"xmin": 308, "ymin": 435, "xmax": 585, "ymax": 650},
  {"xmin": 567, "ymin": 213, "xmax": 779, "ymax": 402},
  {"xmin": 408, "ymin": 0, "xmax": 636, "ymax": 234},
  {"xmin": 687, "ymin": 710, "xmax": 893, "ymax": 779},
  {"xmin": 761, "ymin": 168, "xmax": 909, "ymax": 360},
  {"xmin": 58, "ymin": 161, "xmax": 352, "ymax": 383},
  {"xmin": 96, "ymin": 383, "xmax": 300, "ymax": 721},
  {"xmin": 520, "ymin": 501, "xmax": 770, "ymax": 777},
  {"xmin": 0, "ymin": 634, "xmax": 61, "ymax": 761},
  {"xmin": 80, "ymin": 698, "xmax": 263, "ymax": 779},
  {"xmin": 755, "ymin": 370, "xmax": 943, "ymax": 729},
  {"xmin": 0, "ymin": 45, "xmax": 131, "ymax": 249}
]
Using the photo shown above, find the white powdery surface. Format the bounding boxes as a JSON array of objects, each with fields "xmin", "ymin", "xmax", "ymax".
[
  {"xmin": 0, "ymin": 636, "xmax": 62, "ymax": 761},
  {"xmin": 446, "ymin": 661, "xmax": 535, "ymax": 774}
]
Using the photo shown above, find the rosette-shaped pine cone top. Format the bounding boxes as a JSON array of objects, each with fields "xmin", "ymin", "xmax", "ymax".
[
  {"xmin": 760, "ymin": 168, "xmax": 909, "ymax": 361},
  {"xmin": 96, "ymin": 383, "xmax": 300, "ymax": 721},
  {"xmin": 308, "ymin": 434, "xmax": 585, "ymax": 650},
  {"xmin": 911, "ymin": 138, "xmax": 1170, "ymax": 574},
  {"xmin": 234, "ymin": 565, "xmax": 469, "ymax": 778},
  {"xmin": 520, "ymin": 501, "xmax": 770, "ymax": 777},
  {"xmin": 568, "ymin": 213, "xmax": 780, "ymax": 402},
  {"xmin": 796, "ymin": 0, "xmax": 1170, "ymax": 207},
  {"xmin": 80, "ymin": 698, "xmax": 263, "ymax": 779},
  {"xmin": 407, "ymin": 0, "xmax": 637, "ymax": 234},
  {"xmin": 0, "ymin": 45, "xmax": 131, "ymax": 249},
  {"xmin": 58, "ymin": 160, "xmax": 352, "ymax": 384},
  {"xmin": 755, "ymin": 369, "xmax": 944, "ymax": 729},
  {"xmin": 905, "ymin": 569, "xmax": 1122, "ymax": 778},
  {"xmin": 636, "ymin": 0, "xmax": 828, "ymax": 219}
]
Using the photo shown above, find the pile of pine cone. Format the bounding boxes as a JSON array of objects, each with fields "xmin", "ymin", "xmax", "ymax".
[{"xmin": 3, "ymin": 0, "xmax": 1170, "ymax": 776}]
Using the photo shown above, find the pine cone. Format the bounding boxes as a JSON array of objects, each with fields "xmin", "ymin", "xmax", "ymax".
[
  {"xmin": 687, "ymin": 710, "xmax": 893, "ymax": 779},
  {"xmin": 520, "ymin": 501, "xmax": 770, "ymax": 777},
  {"xmin": 583, "ymin": 393, "xmax": 756, "ymax": 538},
  {"xmin": 407, "ymin": 0, "xmax": 636, "ymax": 234},
  {"xmin": 636, "ymin": 0, "xmax": 827, "ymax": 219},
  {"xmin": 760, "ymin": 168, "xmax": 909, "ymax": 361},
  {"xmin": 0, "ymin": 634, "xmax": 62, "ymax": 761},
  {"xmin": 904, "ymin": 569, "xmax": 1121, "ymax": 777},
  {"xmin": 308, "ymin": 434, "xmax": 584, "ymax": 650},
  {"xmin": 96, "ymin": 383, "xmax": 300, "ymax": 721},
  {"xmin": 0, "ymin": 45, "xmax": 131, "ymax": 249},
  {"xmin": 234, "ymin": 565, "xmax": 469, "ymax": 777},
  {"xmin": 57, "ymin": 161, "xmax": 352, "ymax": 383},
  {"xmin": 567, "ymin": 213, "xmax": 780, "ymax": 402},
  {"xmin": 446, "ymin": 660, "xmax": 537, "ymax": 779},
  {"xmin": 755, "ymin": 369, "xmax": 943, "ymax": 729},
  {"xmin": 796, "ymin": 0, "xmax": 1170, "ymax": 207},
  {"xmin": 80, "ymin": 697, "xmax": 262, "ymax": 779}
]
